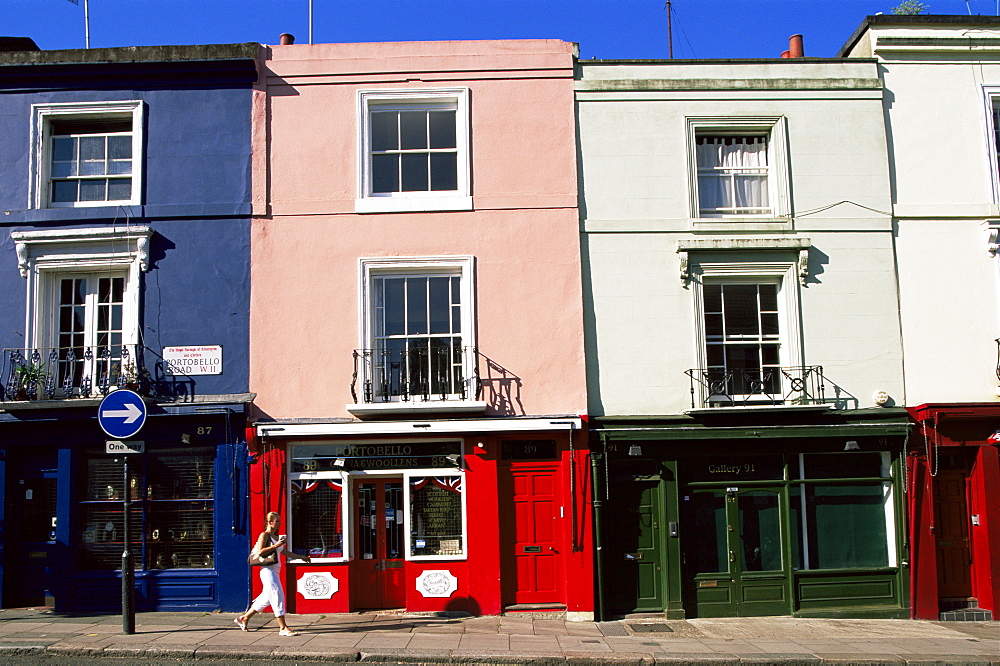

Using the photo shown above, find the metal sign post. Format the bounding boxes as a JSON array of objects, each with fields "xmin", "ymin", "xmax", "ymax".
[
  {"xmin": 100, "ymin": 389, "xmax": 147, "ymax": 635},
  {"xmin": 121, "ymin": 453, "xmax": 135, "ymax": 635}
]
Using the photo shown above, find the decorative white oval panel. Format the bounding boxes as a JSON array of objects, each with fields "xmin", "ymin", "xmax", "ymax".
[
  {"xmin": 415, "ymin": 569, "xmax": 458, "ymax": 598},
  {"xmin": 297, "ymin": 572, "xmax": 338, "ymax": 599}
]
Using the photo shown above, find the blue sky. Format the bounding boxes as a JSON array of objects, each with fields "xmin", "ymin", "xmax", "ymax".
[{"xmin": 4, "ymin": 0, "xmax": 997, "ymax": 58}]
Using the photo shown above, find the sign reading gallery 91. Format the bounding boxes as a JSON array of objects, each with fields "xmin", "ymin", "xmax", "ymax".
[{"xmin": 162, "ymin": 345, "xmax": 223, "ymax": 376}]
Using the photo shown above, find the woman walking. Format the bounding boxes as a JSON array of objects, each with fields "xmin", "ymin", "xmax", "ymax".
[{"xmin": 235, "ymin": 511, "xmax": 310, "ymax": 636}]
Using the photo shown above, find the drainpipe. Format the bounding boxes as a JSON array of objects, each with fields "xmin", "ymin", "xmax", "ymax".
[{"xmin": 590, "ymin": 435, "xmax": 607, "ymax": 621}]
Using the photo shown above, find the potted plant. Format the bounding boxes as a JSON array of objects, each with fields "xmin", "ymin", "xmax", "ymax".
[{"xmin": 14, "ymin": 359, "xmax": 47, "ymax": 400}]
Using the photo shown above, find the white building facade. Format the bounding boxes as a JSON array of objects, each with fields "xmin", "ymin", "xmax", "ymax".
[
  {"xmin": 578, "ymin": 58, "xmax": 911, "ymax": 619},
  {"xmin": 842, "ymin": 15, "xmax": 1000, "ymax": 622}
]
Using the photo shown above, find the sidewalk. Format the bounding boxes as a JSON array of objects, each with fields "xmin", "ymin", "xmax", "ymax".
[{"xmin": 0, "ymin": 607, "xmax": 996, "ymax": 664}]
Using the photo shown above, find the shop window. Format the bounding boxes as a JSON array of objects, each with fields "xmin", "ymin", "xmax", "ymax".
[
  {"xmin": 31, "ymin": 101, "xmax": 144, "ymax": 208},
  {"xmin": 790, "ymin": 451, "xmax": 895, "ymax": 570},
  {"xmin": 77, "ymin": 446, "xmax": 215, "ymax": 571},
  {"xmin": 408, "ymin": 475, "xmax": 464, "ymax": 557},
  {"xmin": 290, "ymin": 479, "xmax": 346, "ymax": 560},
  {"xmin": 356, "ymin": 88, "xmax": 471, "ymax": 213}
]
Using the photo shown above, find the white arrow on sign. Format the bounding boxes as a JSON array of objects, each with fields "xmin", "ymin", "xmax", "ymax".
[{"xmin": 101, "ymin": 402, "xmax": 143, "ymax": 424}]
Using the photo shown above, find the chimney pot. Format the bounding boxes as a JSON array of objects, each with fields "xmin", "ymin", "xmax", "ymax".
[
  {"xmin": 788, "ymin": 34, "xmax": 804, "ymax": 58},
  {"xmin": 279, "ymin": 33, "xmax": 295, "ymax": 46}
]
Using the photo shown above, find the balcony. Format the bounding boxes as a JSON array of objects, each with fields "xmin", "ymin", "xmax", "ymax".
[
  {"xmin": 685, "ymin": 365, "xmax": 857, "ymax": 410},
  {"xmin": 2, "ymin": 345, "xmax": 147, "ymax": 402},
  {"xmin": 349, "ymin": 346, "xmax": 486, "ymax": 417}
]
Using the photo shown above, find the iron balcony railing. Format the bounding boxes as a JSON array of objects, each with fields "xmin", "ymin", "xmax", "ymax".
[
  {"xmin": 686, "ymin": 365, "xmax": 856, "ymax": 409},
  {"xmin": 2, "ymin": 345, "xmax": 147, "ymax": 401},
  {"xmin": 351, "ymin": 345, "xmax": 480, "ymax": 404}
]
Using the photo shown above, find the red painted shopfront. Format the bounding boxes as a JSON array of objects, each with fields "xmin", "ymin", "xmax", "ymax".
[
  {"xmin": 907, "ymin": 404, "xmax": 1000, "ymax": 620},
  {"xmin": 246, "ymin": 419, "xmax": 593, "ymax": 618}
]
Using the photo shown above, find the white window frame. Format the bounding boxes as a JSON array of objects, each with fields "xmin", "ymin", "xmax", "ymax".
[
  {"xmin": 686, "ymin": 116, "xmax": 790, "ymax": 221},
  {"xmin": 12, "ymin": 227, "xmax": 149, "ymax": 354},
  {"xmin": 356, "ymin": 256, "xmax": 477, "ymax": 406},
  {"xmin": 402, "ymin": 469, "xmax": 467, "ymax": 561},
  {"xmin": 691, "ymin": 260, "xmax": 802, "ymax": 405},
  {"xmin": 286, "ymin": 469, "xmax": 351, "ymax": 564},
  {"xmin": 30, "ymin": 101, "xmax": 144, "ymax": 209},
  {"xmin": 981, "ymin": 86, "xmax": 1000, "ymax": 204},
  {"xmin": 356, "ymin": 88, "xmax": 471, "ymax": 213}
]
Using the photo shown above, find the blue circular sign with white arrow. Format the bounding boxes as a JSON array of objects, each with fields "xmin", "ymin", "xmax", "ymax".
[{"xmin": 98, "ymin": 389, "xmax": 147, "ymax": 439}]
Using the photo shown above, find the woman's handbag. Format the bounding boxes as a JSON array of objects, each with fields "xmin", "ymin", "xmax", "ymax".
[{"xmin": 248, "ymin": 543, "xmax": 277, "ymax": 567}]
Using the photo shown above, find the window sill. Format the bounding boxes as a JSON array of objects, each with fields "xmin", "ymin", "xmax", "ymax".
[
  {"xmin": 346, "ymin": 400, "xmax": 487, "ymax": 418},
  {"xmin": 355, "ymin": 195, "xmax": 473, "ymax": 214}
]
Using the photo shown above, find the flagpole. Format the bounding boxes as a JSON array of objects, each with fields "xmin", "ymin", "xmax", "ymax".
[
  {"xmin": 309, "ymin": 0, "xmax": 313, "ymax": 44},
  {"xmin": 85, "ymin": 0, "xmax": 90, "ymax": 48}
]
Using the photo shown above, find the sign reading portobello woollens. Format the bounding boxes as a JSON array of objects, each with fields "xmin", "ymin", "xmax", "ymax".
[{"xmin": 291, "ymin": 442, "xmax": 461, "ymax": 472}]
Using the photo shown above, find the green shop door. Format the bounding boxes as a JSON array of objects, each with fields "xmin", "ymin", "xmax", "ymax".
[
  {"xmin": 605, "ymin": 473, "xmax": 664, "ymax": 614},
  {"xmin": 687, "ymin": 488, "xmax": 790, "ymax": 617}
]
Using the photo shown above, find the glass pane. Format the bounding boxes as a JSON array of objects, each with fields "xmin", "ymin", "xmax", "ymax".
[
  {"xmin": 451, "ymin": 276, "xmax": 462, "ymax": 333},
  {"xmin": 428, "ymin": 110, "xmax": 456, "ymax": 149},
  {"xmin": 738, "ymin": 491, "xmax": 782, "ymax": 572},
  {"xmin": 703, "ymin": 284, "xmax": 722, "ymax": 312},
  {"xmin": 291, "ymin": 481, "xmax": 344, "ymax": 558},
  {"xmin": 107, "ymin": 178, "xmax": 132, "ymax": 200},
  {"xmin": 430, "ymin": 153, "xmax": 457, "ymax": 191},
  {"xmin": 79, "ymin": 179, "xmax": 106, "ymax": 202},
  {"xmin": 698, "ymin": 174, "xmax": 729, "ymax": 211},
  {"xmin": 691, "ymin": 492, "xmax": 728, "ymax": 574},
  {"xmin": 371, "ymin": 154, "xmax": 399, "ymax": 193},
  {"xmin": 385, "ymin": 482, "xmax": 404, "ymax": 559},
  {"xmin": 357, "ymin": 483, "xmax": 377, "ymax": 559},
  {"xmin": 146, "ymin": 500, "xmax": 214, "ymax": 569},
  {"xmin": 704, "ymin": 313, "xmax": 723, "ymax": 338},
  {"xmin": 759, "ymin": 284, "xmax": 778, "ymax": 311},
  {"xmin": 108, "ymin": 135, "xmax": 132, "ymax": 159},
  {"xmin": 410, "ymin": 476, "xmax": 464, "ymax": 556},
  {"xmin": 52, "ymin": 136, "xmax": 76, "ymax": 162},
  {"xmin": 761, "ymin": 313, "xmax": 780, "ymax": 338},
  {"xmin": 401, "ymin": 153, "xmax": 429, "ymax": 191},
  {"xmin": 406, "ymin": 277, "xmax": 428, "ymax": 335},
  {"xmin": 806, "ymin": 483, "xmax": 890, "ymax": 569},
  {"xmin": 79, "ymin": 135, "xmax": 106, "ymax": 161},
  {"xmin": 51, "ymin": 180, "xmax": 78, "ymax": 202},
  {"xmin": 109, "ymin": 160, "xmax": 132, "ymax": 176},
  {"xmin": 371, "ymin": 111, "xmax": 398, "ymax": 151},
  {"xmin": 428, "ymin": 277, "xmax": 450, "ymax": 334},
  {"xmin": 381, "ymin": 278, "xmax": 405, "ymax": 336},
  {"xmin": 723, "ymin": 284, "xmax": 760, "ymax": 336},
  {"xmin": 399, "ymin": 111, "xmax": 428, "ymax": 150}
]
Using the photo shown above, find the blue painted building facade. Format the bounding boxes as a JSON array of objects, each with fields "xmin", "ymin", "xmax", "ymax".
[{"xmin": 0, "ymin": 42, "xmax": 260, "ymax": 611}]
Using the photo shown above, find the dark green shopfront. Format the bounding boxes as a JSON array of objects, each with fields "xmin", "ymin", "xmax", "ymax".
[{"xmin": 591, "ymin": 408, "xmax": 911, "ymax": 619}]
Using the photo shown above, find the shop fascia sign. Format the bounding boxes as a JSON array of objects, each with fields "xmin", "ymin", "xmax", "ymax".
[{"xmin": 162, "ymin": 345, "xmax": 222, "ymax": 376}]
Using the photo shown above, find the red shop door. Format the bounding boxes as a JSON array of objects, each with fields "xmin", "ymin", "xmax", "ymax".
[
  {"xmin": 934, "ymin": 469, "xmax": 973, "ymax": 599},
  {"xmin": 504, "ymin": 464, "xmax": 564, "ymax": 605},
  {"xmin": 353, "ymin": 478, "xmax": 406, "ymax": 609}
]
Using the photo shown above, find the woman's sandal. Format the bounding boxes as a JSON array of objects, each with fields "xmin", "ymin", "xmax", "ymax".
[
  {"xmin": 278, "ymin": 628, "xmax": 300, "ymax": 637},
  {"xmin": 234, "ymin": 616, "xmax": 248, "ymax": 631}
]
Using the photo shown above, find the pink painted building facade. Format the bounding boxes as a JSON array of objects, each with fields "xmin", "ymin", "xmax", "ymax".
[{"xmin": 248, "ymin": 40, "xmax": 592, "ymax": 618}]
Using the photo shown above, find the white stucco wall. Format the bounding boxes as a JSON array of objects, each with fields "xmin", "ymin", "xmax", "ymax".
[
  {"xmin": 860, "ymin": 23, "xmax": 1000, "ymax": 405},
  {"xmin": 578, "ymin": 60, "xmax": 904, "ymax": 417}
]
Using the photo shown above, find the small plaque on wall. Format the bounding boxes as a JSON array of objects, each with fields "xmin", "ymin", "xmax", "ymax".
[
  {"xmin": 501, "ymin": 440, "xmax": 557, "ymax": 461},
  {"xmin": 416, "ymin": 570, "xmax": 458, "ymax": 598},
  {"xmin": 297, "ymin": 572, "xmax": 338, "ymax": 599}
]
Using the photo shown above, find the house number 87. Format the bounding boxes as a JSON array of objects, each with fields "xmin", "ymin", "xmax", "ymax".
[{"xmin": 197, "ymin": 427, "xmax": 212, "ymax": 435}]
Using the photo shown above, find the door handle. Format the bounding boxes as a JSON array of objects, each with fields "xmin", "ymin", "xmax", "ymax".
[{"xmin": 729, "ymin": 551, "xmax": 735, "ymax": 563}]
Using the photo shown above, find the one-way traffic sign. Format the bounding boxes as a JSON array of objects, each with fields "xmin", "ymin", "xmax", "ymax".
[{"xmin": 98, "ymin": 389, "xmax": 147, "ymax": 439}]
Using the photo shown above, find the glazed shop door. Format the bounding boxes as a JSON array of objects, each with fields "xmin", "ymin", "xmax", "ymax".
[
  {"xmin": 687, "ymin": 488, "xmax": 789, "ymax": 617},
  {"xmin": 3, "ymin": 456, "xmax": 59, "ymax": 607},
  {"xmin": 353, "ymin": 479, "xmax": 406, "ymax": 609},
  {"xmin": 503, "ymin": 464, "xmax": 564, "ymax": 605}
]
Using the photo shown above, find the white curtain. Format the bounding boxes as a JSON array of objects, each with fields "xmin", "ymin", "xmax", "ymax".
[{"xmin": 697, "ymin": 136, "xmax": 769, "ymax": 213}]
